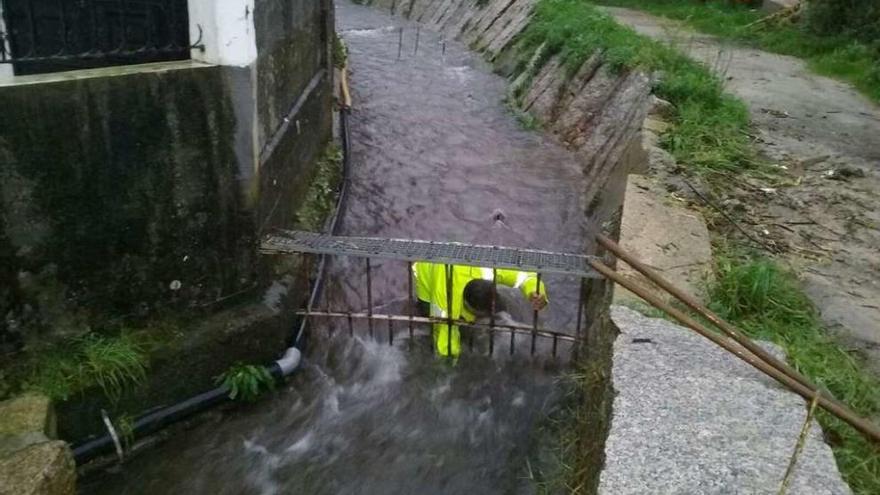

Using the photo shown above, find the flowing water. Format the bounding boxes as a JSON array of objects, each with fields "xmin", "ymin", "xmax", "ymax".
[{"xmin": 87, "ymin": 2, "xmax": 597, "ymax": 493}]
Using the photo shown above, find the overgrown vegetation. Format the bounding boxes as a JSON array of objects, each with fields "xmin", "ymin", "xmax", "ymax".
[
  {"xmin": 595, "ymin": 0, "xmax": 880, "ymax": 102},
  {"xmin": 25, "ymin": 333, "xmax": 148, "ymax": 403},
  {"xmin": 709, "ymin": 255, "xmax": 880, "ymax": 494},
  {"xmin": 517, "ymin": 0, "xmax": 755, "ymax": 174},
  {"xmin": 297, "ymin": 144, "xmax": 343, "ymax": 231},
  {"xmin": 215, "ymin": 362, "xmax": 276, "ymax": 402},
  {"xmin": 534, "ymin": 358, "xmax": 614, "ymax": 494},
  {"xmin": 333, "ymin": 34, "xmax": 348, "ymax": 69}
]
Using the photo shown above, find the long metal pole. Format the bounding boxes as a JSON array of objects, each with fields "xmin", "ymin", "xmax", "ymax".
[
  {"xmin": 408, "ymin": 262, "xmax": 414, "ymax": 340},
  {"xmin": 489, "ymin": 268, "xmax": 497, "ymax": 356},
  {"xmin": 531, "ymin": 273, "xmax": 541, "ymax": 355},
  {"xmin": 574, "ymin": 278, "xmax": 586, "ymax": 361},
  {"xmin": 589, "ymin": 259, "xmax": 880, "ymax": 444},
  {"xmin": 596, "ymin": 233, "xmax": 840, "ymax": 407},
  {"xmin": 446, "ymin": 264, "xmax": 453, "ymax": 357},
  {"xmin": 366, "ymin": 258, "xmax": 373, "ymax": 338}
]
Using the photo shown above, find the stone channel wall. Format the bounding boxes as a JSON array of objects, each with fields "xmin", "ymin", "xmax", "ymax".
[{"xmin": 0, "ymin": 0, "xmax": 335, "ymax": 441}]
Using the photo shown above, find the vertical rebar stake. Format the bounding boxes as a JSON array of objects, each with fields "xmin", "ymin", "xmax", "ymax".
[
  {"xmin": 446, "ymin": 264, "xmax": 453, "ymax": 358},
  {"xmin": 303, "ymin": 255, "xmax": 311, "ymax": 327},
  {"xmin": 366, "ymin": 258, "xmax": 373, "ymax": 338},
  {"xmin": 397, "ymin": 27, "xmax": 403, "ymax": 60},
  {"xmin": 408, "ymin": 262, "xmax": 415, "ymax": 341},
  {"xmin": 489, "ymin": 268, "xmax": 497, "ymax": 356},
  {"xmin": 531, "ymin": 273, "xmax": 542, "ymax": 356},
  {"xmin": 388, "ymin": 318, "xmax": 394, "ymax": 346},
  {"xmin": 413, "ymin": 26, "xmax": 420, "ymax": 55},
  {"xmin": 348, "ymin": 312, "xmax": 354, "ymax": 337},
  {"xmin": 574, "ymin": 278, "xmax": 586, "ymax": 361}
]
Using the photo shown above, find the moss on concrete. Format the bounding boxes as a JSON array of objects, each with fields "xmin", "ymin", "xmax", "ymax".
[{"xmin": 0, "ymin": 65, "xmax": 257, "ymax": 346}]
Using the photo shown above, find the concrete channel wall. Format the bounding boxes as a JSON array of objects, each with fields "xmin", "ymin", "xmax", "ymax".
[{"xmin": 0, "ymin": 0, "xmax": 335, "ymax": 441}]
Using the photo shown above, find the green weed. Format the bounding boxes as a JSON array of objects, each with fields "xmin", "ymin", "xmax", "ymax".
[
  {"xmin": 215, "ymin": 362, "xmax": 276, "ymax": 402},
  {"xmin": 333, "ymin": 34, "xmax": 348, "ymax": 70},
  {"xmin": 517, "ymin": 0, "xmax": 755, "ymax": 174},
  {"xmin": 709, "ymin": 257, "xmax": 880, "ymax": 494},
  {"xmin": 297, "ymin": 144, "xmax": 343, "ymax": 231},
  {"xmin": 27, "ymin": 333, "xmax": 148, "ymax": 403}
]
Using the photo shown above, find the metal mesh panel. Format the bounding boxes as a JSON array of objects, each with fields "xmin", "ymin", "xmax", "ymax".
[{"xmin": 261, "ymin": 230, "xmax": 602, "ymax": 278}]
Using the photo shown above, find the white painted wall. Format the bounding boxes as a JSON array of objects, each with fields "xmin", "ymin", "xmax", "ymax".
[
  {"xmin": 188, "ymin": 0, "xmax": 258, "ymax": 67},
  {"xmin": 0, "ymin": 2, "xmax": 14, "ymax": 80}
]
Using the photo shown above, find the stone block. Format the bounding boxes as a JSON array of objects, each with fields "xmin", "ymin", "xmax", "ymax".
[
  {"xmin": 0, "ymin": 394, "xmax": 55, "ymax": 439},
  {"xmin": 613, "ymin": 175, "xmax": 713, "ymax": 305},
  {"xmin": 0, "ymin": 441, "xmax": 75, "ymax": 495}
]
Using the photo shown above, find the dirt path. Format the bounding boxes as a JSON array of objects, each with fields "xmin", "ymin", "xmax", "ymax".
[{"xmin": 604, "ymin": 6, "xmax": 880, "ymax": 373}]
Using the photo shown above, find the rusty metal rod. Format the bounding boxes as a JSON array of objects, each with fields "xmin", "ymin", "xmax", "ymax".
[
  {"xmin": 574, "ymin": 278, "xmax": 585, "ymax": 361},
  {"xmin": 596, "ymin": 233, "xmax": 842, "ymax": 408},
  {"xmin": 413, "ymin": 26, "xmax": 420, "ymax": 55},
  {"xmin": 366, "ymin": 258, "xmax": 373, "ymax": 338},
  {"xmin": 408, "ymin": 262, "xmax": 415, "ymax": 340},
  {"xmin": 446, "ymin": 264, "xmax": 453, "ymax": 356},
  {"xmin": 589, "ymin": 259, "xmax": 880, "ymax": 444},
  {"xmin": 489, "ymin": 268, "xmax": 497, "ymax": 356},
  {"xmin": 295, "ymin": 311, "xmax": 580, "ymax": 343},
  {"xmin": 531, "ymin": 273, "xmax": 541, "ymax": 356}
]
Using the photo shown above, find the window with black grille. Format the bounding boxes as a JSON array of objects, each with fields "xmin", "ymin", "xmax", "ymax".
[{"xmin": 0, "ymin": 0, "xmax": 190, "ymax": 75}]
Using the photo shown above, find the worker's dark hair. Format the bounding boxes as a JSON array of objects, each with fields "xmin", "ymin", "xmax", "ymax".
[{"xmin": 463, "ymin": 279, "xmax": 500, "ymax": 314}]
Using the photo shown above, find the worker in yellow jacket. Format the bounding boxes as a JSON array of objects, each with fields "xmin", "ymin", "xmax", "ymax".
[{"xmin": 412, "ymin": 262, "xmax": 548, "ymax": 357}]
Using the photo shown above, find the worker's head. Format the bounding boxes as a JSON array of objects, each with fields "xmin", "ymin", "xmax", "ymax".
[{"xmin": 463, "ymin": 279, "xmax": 499, "ymax": 317}]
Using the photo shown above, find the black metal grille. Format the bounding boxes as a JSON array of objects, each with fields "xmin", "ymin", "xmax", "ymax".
[{"xmin": 0, "ymin": 0, "xmax": 193, "ymax": 75}]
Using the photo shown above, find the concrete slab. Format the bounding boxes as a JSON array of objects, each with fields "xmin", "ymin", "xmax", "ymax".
[
  {"xmin": 601, "ymin": 306, "xmax": 850, "ymax": 494},
  {"xmin": 613, "ymin": 175, "xmax": 713, "ymax": 305}
]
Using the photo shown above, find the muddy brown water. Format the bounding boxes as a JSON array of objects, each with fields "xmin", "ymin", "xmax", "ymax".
[{"xmin": 85, "ymin": 3, "xmax": 608, "ymax": 493}]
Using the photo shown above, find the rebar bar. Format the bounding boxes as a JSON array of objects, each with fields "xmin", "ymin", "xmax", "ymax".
[
  {"xmin": 408, "ymin": 262, "xmax": 415, "ymax": 340},
  {"xmin": 574, "ymin": 278, "xmax": 585, "ymax": 360},
  {"xmin": 413, "ymin": 26, "xmax": 420, "ymax": 55},
  {"xmin": 366, "ymin": 258, "xmax": 373, "ymax": 338},
  {"xmin": 446, "ymin": 264, "xmax": 453, "ymax": 357},
  {"xmin": 297, "ymin": 311, "xmax": 579, "ymax": 344},
  {"xmin": 489, "ymin": 268, "xmax": 496, "ymax": 356},
  {"xmin": 531, "ymin": 273, "xmax": 542, "ymax": 356}
]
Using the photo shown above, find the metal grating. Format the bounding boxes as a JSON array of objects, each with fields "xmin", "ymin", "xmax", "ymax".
[{"xmin": 261, "ymin": 230, "xmax": 602, "ymax": 278}]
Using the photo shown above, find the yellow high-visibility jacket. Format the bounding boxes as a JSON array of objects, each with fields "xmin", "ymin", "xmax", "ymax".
[{"xmin": 412, "ymin": 262, "xmax": 547, "ymax": 357}]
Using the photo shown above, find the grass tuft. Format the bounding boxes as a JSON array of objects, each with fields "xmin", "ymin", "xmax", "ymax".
[
  {"xmin": 27, "ymin": 332, "xmax": 148, "ymax": 403},
  {"xmin": 709, "ymin": 256, "xmax": 880, "ymax": 494}
]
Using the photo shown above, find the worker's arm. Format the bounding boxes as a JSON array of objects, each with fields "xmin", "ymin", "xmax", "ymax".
[{"xmin": 490, "ymin": 268, "xmax": 548, "ymax": 310}]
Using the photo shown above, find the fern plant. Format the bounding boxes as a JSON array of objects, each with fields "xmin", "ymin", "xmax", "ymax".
[{"xmin": 215, "ymin": 363, "xmax": 275, "ymax": 402}]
